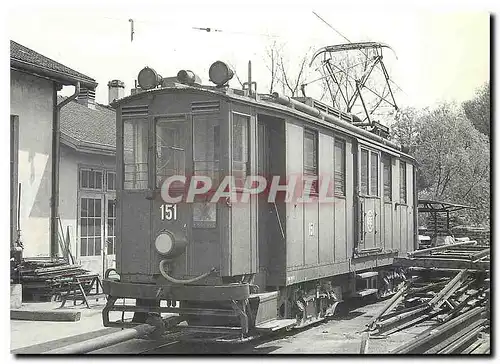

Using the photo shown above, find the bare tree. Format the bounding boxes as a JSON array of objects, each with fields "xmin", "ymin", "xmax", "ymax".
[
  {"xmin": 264, "ymin": 41, "xmax": 280, "ymax": 94},
  {"xmin": 263, "ymin": 41, "xmax": 312, "ymax": 97}
]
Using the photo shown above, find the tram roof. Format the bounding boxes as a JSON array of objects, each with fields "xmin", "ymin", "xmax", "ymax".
[{"xmin": 112, "ymin": 83, "xmax": 416, "ymax": 161}]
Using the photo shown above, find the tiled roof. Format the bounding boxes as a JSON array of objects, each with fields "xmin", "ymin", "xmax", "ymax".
[
  {"xmin": 11, "ymin": 40, "xmax": 97, "ymax": 87},
  {"xmin": 59, "ymin": 96, "xmax": 116, "ymax": 152}
]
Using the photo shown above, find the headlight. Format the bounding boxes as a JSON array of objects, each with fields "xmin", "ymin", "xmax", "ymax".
[
  {"xmin": 155, "ymin": 231, "xmax": 175, "ymax": 255},
  {"xmin": 209, "ymin": 61, "xmax": 234, "ymax": 86},
  {"xmin": 154, "ymin": 230, "xmax": 187, "ymax": 257},
  {"xmin": 138, "ymin": 66, "xmax": 162, "ymax": 90},
  {"xmin": 177, "ymin": 70, "xmax": 201, "ymax": 85}
]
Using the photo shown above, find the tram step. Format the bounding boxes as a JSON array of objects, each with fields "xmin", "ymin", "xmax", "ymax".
[
  {"xmin": 356, "ymin": 271, "xmax": 379, "ymax": 279},
  {"xmin": 255, "ymin": 318, "xmax": 296, "ymax": 333},
  {"xmin": 249, "ymin": 291, "xmax": 278, "ymax": 326},
  {"xmin": 351, "ymin": 288, "xmax": 379, "ymax": 298}
]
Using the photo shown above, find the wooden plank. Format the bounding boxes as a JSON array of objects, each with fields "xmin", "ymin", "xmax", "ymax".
[
  {"xmin": 356, "ymin": 271, "xmax": 378, "ymax": 279},
  {"xmin": 11, "ymin": 310, "xmax": 81, "ymax": 322},
  {"xmin": 394, "ymin": 257, "xmax": 489, "ymax": 271},
  {"xmin": 255, "ymin": 318, "xmax": 296, "ymax": 332},
  {"xmin": 352, "ymin": 288, "xmax": 378, "ymax": 297}
]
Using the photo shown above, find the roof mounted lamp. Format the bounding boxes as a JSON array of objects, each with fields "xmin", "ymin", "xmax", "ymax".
[
  {"xmin": 177, "ymin": 70, "xmax": 202, "ymax": 85},
  {"xmin": 137, "ymin": 66, "xmax": 162, "ymax": 90},
  {"xmin": 209, "ymin": 61, "xmax": 234, "ymax": 87}
]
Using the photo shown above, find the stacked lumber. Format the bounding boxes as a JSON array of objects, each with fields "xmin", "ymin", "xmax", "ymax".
[
  {"xmin": 19, "ymin": 259, "xmax": 94, "ymax": 302},
  {"xmin": 367, "ymin": 242, "xmax": 490, "ymax": 354}
]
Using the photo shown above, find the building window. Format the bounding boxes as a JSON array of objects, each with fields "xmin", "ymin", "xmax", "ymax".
[
  {"xmin": 107, "ymin": 171, "xmax": 116, "ymax": 191},
  {"xmin": 400, "ymin": 161, "xmax": 407, "ymax": 203},
  {"xmin": 80, "ymin": 169, "xmax": 103, "ymax": 190},
  {"xmin": 304, "ymin": 129, "xmax": 318, "ymax": 193},
  {"xmin": 334, "ymin": 139, "xmax": 345, "ymax": 196},
  {"xmin": 370, "ymin": 152, "xmax": 379, "ymax": 196},
  {"xmin": 156, "ymin": 117, "xmax": 187, "ymax": 187},
  {"xmin": 78, "ymin": 168, "xmax": 116, "ymax": 257},
  {"xmin": 123, "ymin": 119, "xmax": 148, "ymax": 190},
  {"xmin": 360, "ymin": 149, "xmax": 369, "ymax": 195},
  {"xmin": 194, "ymin": 115, "xmax": 220, "ymax": 185},
  {"xmin": 382, "ymin": 154, "xmax": 392, "ymax": 202},
  {"xmin": 80, "ymin": 197, "xmax": 102, "ymax": 256}
]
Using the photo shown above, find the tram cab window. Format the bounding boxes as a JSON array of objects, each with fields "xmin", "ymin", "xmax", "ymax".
[
  {"xmin": 400, "ymin": 161, "xmax": 407, "ymax": 203},
  {"xmin": 382, "ymin": 154, "xmax": 392, "ymax": 202},
  {"xmin": 123, "ymin": 119, "xmax": 148, "ymax": 190},
  {"xmin": 194, "ymin": 115, "xmax": 220, "ymax": 184},
  {"xmin": 232, "ymin": 114, "xmax": 250, "ymax": 187},
  {"xmin": 156, "ymin": 117, "xmax": 187, "ymax": 187}
]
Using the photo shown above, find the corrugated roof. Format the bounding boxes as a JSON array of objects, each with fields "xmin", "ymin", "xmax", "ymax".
[
  {"xmin": 59, "ymin": 96, "xmax": 116, "ymax": 152},
  {"xmin": 11, "ymin": 40, "xmax": 97, "ymax": 87}
]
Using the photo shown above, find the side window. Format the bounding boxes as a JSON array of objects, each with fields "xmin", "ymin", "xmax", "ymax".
[
  {"xmin": 370, "ymin": 152, "xmax": 379, "ymax": 196},
  {"xmin": 304, "ymin": 129, "xmax": 318, "ymax": 193},
  {"xmin": 232, "ymin": 113, "xmax": 250, "ymax": 187},
  {"xmin": 360, "ymin": 149, "xmax": 369, "ymax": 195},
  {"xmin": 361, "ymin": 148, "xmax": 380, "ymax": 196},
  {"xmin": 400, "ymin": 161, "xmax": 407, "ymax": 203},
  {"xmin": 382, "ymin": 154, "xmax": 392, "ymax": 202},
  {"xmin": 334, "ymin": 139, "xmax": 345, "ymax": 196},
  {"xmin": 123, "ymin": 119, "xmax": 148, "ymax": 190}
]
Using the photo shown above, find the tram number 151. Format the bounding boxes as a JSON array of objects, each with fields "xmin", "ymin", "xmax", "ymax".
[{"xmin": 160, "ymin": 204, "xmax": 178, "ymax": 221}]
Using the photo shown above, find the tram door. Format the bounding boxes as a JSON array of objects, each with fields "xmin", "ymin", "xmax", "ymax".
[
  {"xmin": 256, "ymin": 115, "xmax": 286, "ymax": 288},
  {"xmin": 357, "ymin": 147, "xmax": 382, "ymax": 253}
]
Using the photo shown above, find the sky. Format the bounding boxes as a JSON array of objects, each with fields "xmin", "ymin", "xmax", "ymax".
[{"xmin": 6, "ymin": 0, "xmax": 492, "ymax": 110}]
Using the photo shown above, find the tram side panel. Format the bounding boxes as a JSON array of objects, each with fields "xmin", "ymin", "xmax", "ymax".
[
  {"xmin": 283, "ymin": 118, "xmax": 355, "ymax": 286},
  {"xmin": 318, "ymin": 132, "xmax": 335, "ymax": 265}
]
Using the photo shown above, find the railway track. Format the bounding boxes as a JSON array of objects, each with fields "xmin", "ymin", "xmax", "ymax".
[
  {"xmin": 30, "ymin": 242, "xmax": 491, "ymax": 355},
  {"xmin": 29, "ymin": 287, "xmax": 489, "ymax": 355}
]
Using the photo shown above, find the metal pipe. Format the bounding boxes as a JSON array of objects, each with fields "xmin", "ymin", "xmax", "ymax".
[
  {"xmin": 44, "ymin": 323, "xmax": 156, "ymax": 354},
  {"xmin": 271, "ymin": 92, "xmax": 403, "ymax": 152},
  {"xmin": 50, "ymin": 82, "xmax": 80, "ymax": 259},
  {"xmin": 408, "ymin": 240, "xmax": 477, "ymax": 257},
  {"xmin": 159, "ymin": 260, "xmax": 216, "ymax": 284},
  {"xmin": 248, "ymin": 60, "xmax": 252, "ymax": 96}
]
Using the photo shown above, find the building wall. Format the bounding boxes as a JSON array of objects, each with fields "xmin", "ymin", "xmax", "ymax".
[
  {"xmin": 59, "ymin": 144, "xmax": 116, "ymax": 275},
  {"xmin": 10, "ymin": 70, "xmax": 54, "ymax": 257}
]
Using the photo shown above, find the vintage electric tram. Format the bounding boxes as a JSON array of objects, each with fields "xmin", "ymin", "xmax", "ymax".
[{"xmin": 102, "ymin": 60, "xmax": 417, "ymax": 340}]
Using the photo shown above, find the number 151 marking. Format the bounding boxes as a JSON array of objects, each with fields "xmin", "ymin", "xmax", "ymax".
[{"xmin": 160, "ymin": 204, "xmax": 178, "ymax": 221}]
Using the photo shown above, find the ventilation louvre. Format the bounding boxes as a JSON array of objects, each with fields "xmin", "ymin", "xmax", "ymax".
[
  {"xmin": 191, "ymin": 100, "xmax": 220, "ymax": 113},
  {"xmin": 293, "ymin": 97, "xmax": 354, "ymax": 123},
  {"xmin": 311, "ymin": 100, "xmax": 353, "ymax": 123},
  {"xmin": 122, "ymin": 105, "xmax": 149, "ymax": 118}
]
